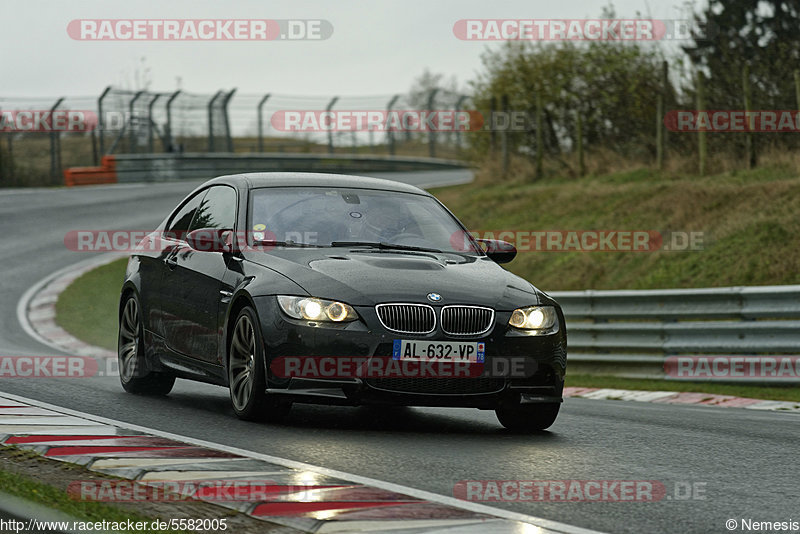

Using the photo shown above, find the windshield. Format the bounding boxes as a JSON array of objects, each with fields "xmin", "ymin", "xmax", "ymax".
[{"xmin": 249, "ymin": 187, "xmax": 479, "ymax": 253}]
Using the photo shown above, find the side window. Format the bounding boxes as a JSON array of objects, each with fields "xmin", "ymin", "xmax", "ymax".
[
  {"xmin": 164, "ymin": 191, "xmax": 205, "ymax": 240},
  {"xmin": 189, "ymin": 186, "xmax": 237, "ymax": 231}
]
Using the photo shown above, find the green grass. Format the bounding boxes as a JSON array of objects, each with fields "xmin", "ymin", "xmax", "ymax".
[
  {"xmin": 0, "ymin": 462, "xmax": 179, "ymax": 533},
  {"xmin": 566, "ymin": 374, "xmax": 800, "ymax": 402},
  {"xmin": 431, "ymin": 165, "xmax": 800, "ymax": 290},
  {"xmin": 55, "ymin": 258, "xmax": 127, "ymax": 351}
]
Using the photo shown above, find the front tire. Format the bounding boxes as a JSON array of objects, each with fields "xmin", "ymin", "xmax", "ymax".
[
  {"xmin": 495, "ymin": 403, "xmax": 560, "ymax": 432},
  {"xmin": 228, "ymin": 306, "xmax": 290, "ymax": 422},
  {"xmin": 118, "ymin": 294, "xmax": 175, "ymax": 395}
]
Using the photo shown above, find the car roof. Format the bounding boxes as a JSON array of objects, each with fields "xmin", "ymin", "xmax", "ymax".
[{"xmin": 204, "ymin": 172, "xmax": 431, "ymax": 195}]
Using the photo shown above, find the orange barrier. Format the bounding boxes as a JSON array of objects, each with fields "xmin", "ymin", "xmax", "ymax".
[{"xmin": 63, "ymin": 156, "xmax": 117, "ymax": 186}]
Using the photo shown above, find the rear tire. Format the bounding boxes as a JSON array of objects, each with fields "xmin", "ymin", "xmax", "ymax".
[
  {"xmin": 118, "ymin": 294, "xmax": 175, "ymax": 396},
  {"xmin": 228, "ymin": 306, "xmax": 291, "ymax": 422},
  {"xmin": 495, "ymin": 403, "xmax": 560, "ymax": 432}
]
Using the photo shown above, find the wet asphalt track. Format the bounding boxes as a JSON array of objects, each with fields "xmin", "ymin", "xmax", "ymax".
[{"xmin": 0, "ymin": 170, "xmax": 797, "ymax": 534}]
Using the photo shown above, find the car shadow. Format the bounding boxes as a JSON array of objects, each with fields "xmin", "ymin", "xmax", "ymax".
[{"xmin": 145, "ymin": 385, "xmax": 562, "ymax": 439}]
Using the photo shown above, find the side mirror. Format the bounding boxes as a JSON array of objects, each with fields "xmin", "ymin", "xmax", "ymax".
[
  {"xmin": 186, "ymin": 228, "xmax": 233, "ymax": 253},
  {"xmin": 477, "ymin": 238, "xmax": 517, "ymax": 264}
]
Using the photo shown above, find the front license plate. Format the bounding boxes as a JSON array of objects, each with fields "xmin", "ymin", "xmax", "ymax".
[{"xmin": 392, "ymin": 340, "xmax": 485, "ymax": 363}]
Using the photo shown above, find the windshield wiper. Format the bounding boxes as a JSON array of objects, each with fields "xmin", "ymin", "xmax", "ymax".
[
  {"xmin": 329, "ymin": 241, "xmax": 442, "ymax": 253},
  {"xmin": 252, "ymin": 240, "xmax": 320, "ymax": 248}
]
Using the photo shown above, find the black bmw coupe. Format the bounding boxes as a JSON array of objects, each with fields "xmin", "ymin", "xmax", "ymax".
[{"xmin": 118, "ymin": 173, "xmax": 567, "ymax": 431}]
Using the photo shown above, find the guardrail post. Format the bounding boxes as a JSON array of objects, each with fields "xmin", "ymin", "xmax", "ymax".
[
  {"xmin": 257, "ymin": 93, "xmax": 271, "ymax": 152},
  {"xmin": 164, "ymin": 90, "xmax": 181, "ymax": 152},
  {"xmin": 427, "ymin": 88, "xmax": 439, "ymax": 158},
  {"xmin": 49, "ymin": 97, "xmax": 65, "ymax": 184},
  {"xmin": 97, "ymin": 86, "xmax": 112, "ymax": 157},
  {"xmin": 147, "ymin": 93, "xmax": 161, "ymax": 153},
  {"xmin": 207, "ymin": 90, "xmax": 223, "ymax": 153},
  {"xmin": 222, "ymin": 88, "xmax": 237, "ymax": 153},
  {"xmin": 128, "ymin": 91, "xmax": 144, "ymax": 154},
  {"xmin": 326, "ymin": 96, "xmax": 338, "ymax": 154}
]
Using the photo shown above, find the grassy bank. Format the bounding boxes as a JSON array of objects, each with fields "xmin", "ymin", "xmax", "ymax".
[
  {"xmin": 54, "ymin": 258, "xmax": 126, "ymax": 351},
  {"xmin": 431, "ymin": 164, "xmax": 800, "ymax": 290}
]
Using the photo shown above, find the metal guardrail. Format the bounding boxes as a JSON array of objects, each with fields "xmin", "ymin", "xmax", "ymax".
[
  {"xmin": 549, "ymin": 285, "xmax": 800, "ymax": 379},
  {"xmin": 64, "ymin": 152, "xmax": 469, "ymax": 186}
]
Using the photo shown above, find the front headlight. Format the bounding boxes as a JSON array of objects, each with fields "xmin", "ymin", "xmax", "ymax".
[
  {"xmin": 277, "ymin": 296, "xmax": 359, "ymax": 322},
  {"xmin": 508, "ymin": 305, "xmax": 557, "ymax": 330}
]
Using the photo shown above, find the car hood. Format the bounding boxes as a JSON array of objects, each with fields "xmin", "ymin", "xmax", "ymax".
[{"xmin": 242, "ymin": 249, "xmax": 540, "ymax": 309}]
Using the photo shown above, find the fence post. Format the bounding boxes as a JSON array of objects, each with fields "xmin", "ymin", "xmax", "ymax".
[
  {"xmin": 696, "ymin": 72, "xmax": 706, "ymax": 176},
  {"xmin": 97, "ymin": 86, "xmax": 112, "ymax": 158},
  {"xmin": 426, "ymin": 89, "xmax": 439, "ymax": 158},
  {"xmin": 164, "ymin": 90, "xmax": 181, "ymax": 152},
  {"xmin": 794, "ymin": 70, "xmax": 800, "ymax": 154},
  {"xmin": 421, "ymin": 89, "xmax": 437, "ymax": 158},
  {"xmin": 535, "ymin": 91, "xmax": 543, "ymax": 180},
  {"xmin": 207, "ymin": 90, "xmax": 223, "ymax": 153},
  {"xmin": 455, "ymin": 94, "xmax": 468, "ymax": 151},
  {"xmin": 91, "ymin": 129, "xmax": 98, "ymax": 166},
  {"xmin": 0, "ymin": 108, "xmax": 6, "ymax": 185},
  {"xmin": 128, "ymin": 91, "xmax": 145, "ymax": 154},
  {"xmin": 49, "ymin": 97, "xmax": 65, "ymax": 184},
  {"xmin": 6, "ymin": 135, "xmax": 13, "ymax": 185},
  {"xmin": 661, "ymin": 60, "xmax": 669, "ymax": 167},
  {"xmin": 743, "ymin": 65, "xmax": 755, "ymax": 169},
  {"xmin": 147, "ymin": 93, "xmax": 161, "ymax": 154},
  {"xmin": 576, "ymin": 110, "xmax": 585, "ymax": 177},
  {"xmin": 257, "ymin": 93, "xmax": 271, "ymax": 153},
  {"xmin": 656, "ymin": 94, "xmax": 664, "ymax": 170},
  {"xmin": 500, "ymin": 94, "xmax": 509, "ymax": 177},
  {"xmin": 222, "ymin": 88, "xmax": 237, "ymax": 153},
  {"xmin": 326, "ymin": 96, "xmax": 338, "ymax": 154},
  {"xmin": 489, "ymin": 96, "xmax": 497, "ymax": 154},
  {"xmin": 386, "ymin": 94, "xmax": 399, "ymax": 156},
  {"xmin": 795, "ymin": 70, "xmax": 800, "ymax": 118}
]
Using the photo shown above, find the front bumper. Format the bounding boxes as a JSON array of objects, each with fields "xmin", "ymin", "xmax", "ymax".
[{"xmin": 253, "ymin": 296, "xmax": 567, "ymax": 409}]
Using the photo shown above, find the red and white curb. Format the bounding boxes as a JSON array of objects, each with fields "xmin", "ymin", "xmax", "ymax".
[
  {"xmin": 0, "ymin": 391, "xmax": 603, "ymax": 534},
  {"xmin": 17, "ymin": 253, "xmax": 125, "ymax": 359},
  {"xmin": 564, "ymin": 387, "xmax": 800, "ymax": 413}
]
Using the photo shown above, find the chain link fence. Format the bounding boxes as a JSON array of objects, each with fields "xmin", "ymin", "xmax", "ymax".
[{"xmin": 0, "ymin": 87, "xmax": 472, "ymax": 187}]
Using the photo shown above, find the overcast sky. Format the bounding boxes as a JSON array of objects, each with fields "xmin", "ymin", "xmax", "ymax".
[{"xmin": 4, "ymin": 0, "xmax": 701, "ymax": 99}]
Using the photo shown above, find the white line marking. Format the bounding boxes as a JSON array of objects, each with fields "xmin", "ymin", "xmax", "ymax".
[{"xmin": 0, "ymin": 391, "xmax": 605, "ymax": 534}]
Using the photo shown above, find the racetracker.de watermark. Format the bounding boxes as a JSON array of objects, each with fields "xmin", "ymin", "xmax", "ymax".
[
  {"xmin": 271, "ymin": 110, "xmax": 484, "ymax": 132},
  {"xmin": 453, "ymin": 480, "xmax": 707, "ymax": 502},
  {"xmin": 64, "ymin": 229, "xmax": 297, "ymax": 253},
  {"xmin": 0, "ymin": 356, "xmax": 105, "ymax": 378},
  {"xmin": 67, "ymin": 479, "xmax": 324, "ymax": 502},
  {"xmin": 0, "ymin": 110, "xmax": 97, "ymax": 132},
  {"xmin": 453, "ymin": 19, "xmax": 714, "ymax": 41},
  {"xmin": 452, "ymin": 230, "xmax": 705, "ymax": 252},
  {"xmin": 269, "ymin": 355, "xmax": 539, "ymax": 379},
  {"xmin": 67, "ymin": 19, "xmax": 333, "ymax": 41},
  {"xmin": 665, "ymin": 356, "xmax": 800, "ymax": 380},
  {"xmin": 665, "ymin": 110, "xmax": 800, "ymax": 132}
]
